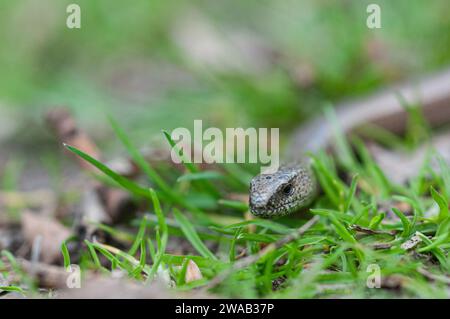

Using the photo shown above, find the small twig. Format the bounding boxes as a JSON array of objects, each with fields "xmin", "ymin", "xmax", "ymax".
[
  {"xmin": 203, "ymin": 215, "xmax": 320, "ymax": 290},
  {"xmin": 370, "ymin": 242, "xmax": 393, "ymax": 250},
  {"xmin": 350, "ymin": 224, "xmax": 396, "ymax": 236},
  {"xmin": 417, "ymin": 267, "xmax": 450, "ymax": 285}
]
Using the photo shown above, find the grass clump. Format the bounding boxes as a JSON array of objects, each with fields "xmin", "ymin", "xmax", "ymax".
[{"xmin": 52, "ymin": 111, "xmax": 450, "ymax": 299}]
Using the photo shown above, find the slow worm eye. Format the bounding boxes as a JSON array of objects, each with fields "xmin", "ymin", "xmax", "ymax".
[{"xmin": 282, "ymin": 184, "xmax": 293, "ymax": 196}]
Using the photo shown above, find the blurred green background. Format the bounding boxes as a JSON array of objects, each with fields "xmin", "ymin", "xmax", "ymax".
[{"xmin": 0, "ymin": 0, "xmax": 449, "ymax": 173}]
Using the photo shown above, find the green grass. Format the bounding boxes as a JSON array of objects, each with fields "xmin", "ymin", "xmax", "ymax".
[
  {"xmin": 2, "ymin": 107, "xmax": 449, "ymax": 299},
  {"xmin": 1, "ymin": 0, "xmax": 450, "ymax": 297},
  {"xmin": 46, "ymin": 111, "xmax": 450, "ymax": 298}
]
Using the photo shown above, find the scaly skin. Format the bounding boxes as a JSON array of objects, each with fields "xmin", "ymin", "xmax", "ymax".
[{"xmin": 249, "ymin": 164, "xmax": 317, "ymax": 218}]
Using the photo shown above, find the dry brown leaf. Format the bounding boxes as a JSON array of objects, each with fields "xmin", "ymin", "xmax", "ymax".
[{"xmin": 21, "ymin": 211, "xmax": 71, "ymax": 264}]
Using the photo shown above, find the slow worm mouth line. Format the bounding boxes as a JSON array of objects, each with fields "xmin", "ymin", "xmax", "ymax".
[{"xmin": 250, "ymin": 198, "xmax": 302, "ymax": 215}]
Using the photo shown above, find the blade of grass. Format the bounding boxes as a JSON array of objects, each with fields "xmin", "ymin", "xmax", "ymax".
[
  {"xmin": 64, "ymin": 144, "xmax": 149, "ymax": 198},
  {"xmin": 148, "ymin": 189, "xmax": 169, "ymax": 281},
  {"xmin": 368, "ymin": 212, "xmax": 385, "ymax": 230},
  {"xmin": 310, "ymin": 154, "xmax": 341, "ymax": 206},
  {"xmin": 84, "ymin": 240, "xmax": 102, "ymax": 269},
  {"xmin": 128, "ymin": 215, "xmax": 148, "ymax": 256},
  {"xmin": 396, "ymin": 93, "xmax": 430, "ymax": 148},
  {"xmin": 436, "ymin": 153, "xmax": 450, "ymax": 199},
  {"xmin": 90, "ymin": 242, "xmax": 139, "ymax": 274},
  {"xmin": 436, "ymin": 217, "xmax": 450, "ymax": 238},
  {"xmin": 229, "ymin": 228, "xmax": 243, "ymax": 262},
  {"xmin": 131, "ymin": 239, "xmax": 147, "ymax": 278},
  {"xmin": 223, "ymin": 219, "xmax": 292, "ymax": 235},
  {"xmin": 392, "ymin": 208, "xmax": 411, "ymax": 238},
  {"xmin": 176, "ymin": 258, "xmax": 190, "ymax": 286},
  {"xmin": 162, "ymin": 129, "xmax": 199, "ymax": 173},
  {"xmin": 350, "ymin": 204, "xmax": 372, "ymax": 225},
  {"xmin": 162, "ymin": 130, "xmax": 220, "ymax": 198},
  {"xmin": 430, "ymin": 186, "xmax": 449, "ymax": 222},
  {"xmin": 415, "ymin": 232, "xmax": 448, "ymax": 271},
  {"xmin": 109, "ymin": 117, "xmax": 208, "ymax": 217},
  {"xmin": 173, "ymin": 208, "xmax": 217, "ymax": 260},
  {"xmin": 344, "ymin": 174, "xmax": 359, "ymax": 213},
  {"xmin": 328, "ymin": 214, "xmax": 357, "ymax": 245},
  {"xmin": 217, "ymin": 199, "xmax": 248, "ymax": 212},
  {"xmin": 324, "ymin": 105, "xmax": 357, "ymax": 169},
  {"xmin": 177, "ymin": 171, "xmax": 223, "ymax": 182},
  {"xmin": 0, "ymin": 286, "xmax": 25, "ymax": 295},
  {"xmin": 417, "ymin": 233, "xmax": 448, "ymax": 253},
  {"xmin": 61, "ymin": 240, "xmax": 71, "ymax": 269},
  {"xmin": 310, "ymin": 208, "xmax": 354, "ymax": 223}
]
